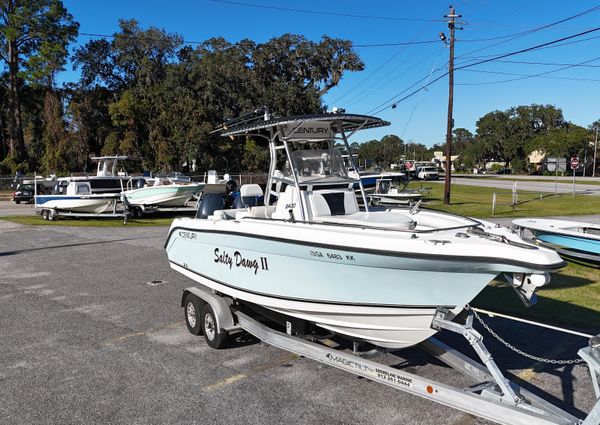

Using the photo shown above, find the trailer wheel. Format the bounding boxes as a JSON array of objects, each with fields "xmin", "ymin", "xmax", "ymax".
[
  {"xmin": 184, "ymin": 293, "xmax": 203, "ymax": 336},
  {"xmin": 47, "ymin": 210, "xmax": 56, "ymax": 221},
  {"xmin": 201, "ymin": 303, "xmax": 229, "ymax": 349},
  {"xmin": 133, "ymin": 207, "xmax": 143, "ymax": 218},
  {"xmin": 41, "ymin": 209, "xmax": 49, "ymax": 220}
]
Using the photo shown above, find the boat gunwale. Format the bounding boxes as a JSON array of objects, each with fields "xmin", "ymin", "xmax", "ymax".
[{"xmin": 165, "ymin": 225, "xmax": 567, "ymax": 271}]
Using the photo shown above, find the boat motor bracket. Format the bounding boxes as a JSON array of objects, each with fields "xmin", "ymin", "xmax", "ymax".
[{"xmin": 504, "ymin": 272, "xmax": 550, "ymax": 308}]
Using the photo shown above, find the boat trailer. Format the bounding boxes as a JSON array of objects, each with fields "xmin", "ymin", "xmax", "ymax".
[{"xmin": 182, "ymin": 285, "xmax": 600, "ymax": 425}]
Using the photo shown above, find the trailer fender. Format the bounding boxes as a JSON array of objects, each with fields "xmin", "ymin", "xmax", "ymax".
[{"xmin": 181, "ymin": 286, "xmax": 237, "ymax": 332}]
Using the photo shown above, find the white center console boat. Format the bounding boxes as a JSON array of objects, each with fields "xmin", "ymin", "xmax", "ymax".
[{"xmin": 165, "ymin": 111, "xmax": 566, "ymax": 349}]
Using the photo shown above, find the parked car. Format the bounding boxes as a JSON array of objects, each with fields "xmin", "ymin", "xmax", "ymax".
[
  {"xmin": 13, "ymin": 182, "xmax": 36, "ymax": 204},
  {"xmin": 416, "ymin": 166, "xmax": 440, "ymax": 180}
]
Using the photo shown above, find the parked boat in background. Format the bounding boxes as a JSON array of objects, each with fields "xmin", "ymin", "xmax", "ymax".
[
  {"xmin": 35, "ymin": 181, "xmax": 120, "ymax": 214},
  {"xmin": 348, "ymin": 169, "xmax": 407, "ymax": 194},
  {"xmin": 123, "ymin": 177, "xmax": 204, "ymax": 208},
  {"xmin": 52, "ymin": 156, "xmax": 145, "ymax": 194},
  {"xmin": 368, "ymin": 178, "xmax": 422, "ymax": 206},
  {"xmin": 513, "ymin": 218, "xmax": 600, "ymax": 264}
]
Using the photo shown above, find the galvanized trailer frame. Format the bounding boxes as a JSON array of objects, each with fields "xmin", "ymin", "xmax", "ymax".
[{"xmin": 182, "ymin": 285, "xmax": 600, "ymax": 425}]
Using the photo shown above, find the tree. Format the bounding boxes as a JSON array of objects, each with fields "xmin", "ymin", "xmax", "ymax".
[
  {"xmin": 532, "ymin": 124, "xmax": 588, "ymax": 159},
  {"xmin": 473, "ymin": 104, "xmax": 566, "ymax": 172},
  {"xmin": 0, "ymin": 0, "xmax": 78, "ymax": 166}
]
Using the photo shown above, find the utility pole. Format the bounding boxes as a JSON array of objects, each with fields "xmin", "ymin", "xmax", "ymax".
[
  {"xmin": 594, "ymin": 126, "xmax": 599, "ymax": 177},
  {"xmin": 442, "ymin": 6, "xmax": 462, "ymax": 205}
]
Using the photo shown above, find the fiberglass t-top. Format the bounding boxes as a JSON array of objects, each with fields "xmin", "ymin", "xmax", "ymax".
[{"xmin": 220, "ymin": 110, "xmax": 390, "ymax": 221}]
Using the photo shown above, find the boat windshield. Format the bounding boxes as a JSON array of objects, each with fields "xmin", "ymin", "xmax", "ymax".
[{"xmin": 286, "ymin": 148, "xmax": 352, "ymax": 184}]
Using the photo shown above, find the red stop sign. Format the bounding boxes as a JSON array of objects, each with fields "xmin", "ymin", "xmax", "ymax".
[{"xmin": 571, "ymin": 157, "xmax": 579, "ymax": 168}]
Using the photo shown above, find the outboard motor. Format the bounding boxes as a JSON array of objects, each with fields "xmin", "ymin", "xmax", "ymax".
[
  {"xmin": 196, "ymin": 193, "xmax": 225, "ymax": 219},
  {"xmin": 225, "ymin": 179, "xmax": 237, "ymax": 195}
]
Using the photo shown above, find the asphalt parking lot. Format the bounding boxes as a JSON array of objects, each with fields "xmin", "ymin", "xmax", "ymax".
[{"xmin": 0, "ymin": 220, "xmax": 598, "ymax": 424}]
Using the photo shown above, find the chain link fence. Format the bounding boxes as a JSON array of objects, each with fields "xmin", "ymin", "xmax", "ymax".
[{"xmin": 0, "ymin": 173, "xmax": 270, "ymax": 192}]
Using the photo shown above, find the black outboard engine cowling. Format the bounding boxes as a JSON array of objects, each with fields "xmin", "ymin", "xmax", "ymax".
[
  {"xmin": 225, "ymin": 179, "xmax": 237, "ymax": 194},
  {"xmin": 196, "ymin": 193, "xmax": 225, "ymax": 219}
]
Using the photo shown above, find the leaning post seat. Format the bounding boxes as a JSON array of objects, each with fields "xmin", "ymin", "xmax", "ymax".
[
  {"xmin": 308, "ymin": 188, "xmax": 359, "ymax": 218},
  {"xmin": 232, "ymin": 184, "xmax": 264, "ymax": 209}
]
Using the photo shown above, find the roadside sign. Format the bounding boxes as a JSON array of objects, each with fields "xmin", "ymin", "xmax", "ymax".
[
  {"xmin": 571, "ymin": 157, "xmax": 580, "ymax": 169},
  {"xmin": 547, "ymin": 157, "xmax": 566, "ymax": 172}
]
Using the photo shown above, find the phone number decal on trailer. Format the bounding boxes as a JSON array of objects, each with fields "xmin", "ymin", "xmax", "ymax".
[{"xmin": 325, "ymin": 353, "xmax": 412, "ymax": 388}]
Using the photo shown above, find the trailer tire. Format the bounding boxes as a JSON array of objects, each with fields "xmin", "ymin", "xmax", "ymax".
[
  {"xmin": 41, "ymin": 209, "xmax": 49, "ymax": 220},
  {"xmin": 48, "ymin": 210, "xmax": 56, "ymax": 221},
  {"xmin": 133, "ymin": 207, "xmax": 143, "ymax": 218},
  {"xmin": 184, "ymin": 293, "xmax": 203, "ymax": 336},
  {"xmin": 201, "ymin": 303, "xmax": 229, "ymax": 349}
]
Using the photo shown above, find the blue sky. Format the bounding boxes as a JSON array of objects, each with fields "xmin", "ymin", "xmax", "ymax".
[{"xmin": 61, "ymin": 0, "xmax": 600, "ymax": 146}]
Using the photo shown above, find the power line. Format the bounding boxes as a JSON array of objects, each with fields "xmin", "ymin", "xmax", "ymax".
[
  {"xmin": 329, "ymin": 21, "xmax": 438, "ymax": 105},
  {"xmin": 456, "ymin": 5, "xmax": 600, "ymax": 43},
  {"xmin": 353, "ymin": 39, "xmax": 440, "ymax": 48},
  {"xmin": 455, "ymin": 4, "xmax": 600, "ymax": 59},
  {"xmin": 455, "ymin": 26, "xmax": 600, "ymax": 70},
  {"xmin": 79, "ymin": 30, "xmax": 440, "ymax": 50},
  {"xmin": 367, "ymin": 25, "xmax": 600, "ymax": 114},
  {"xmin": 342, "ymin": 47, "xmax": 444, "ymax": 108},
  {"xmin": 461, "ymin": 68, "xmax": 600, "ymax": 82},
  {"xmin": 454, "ymin": 33, "xmax": 600, "ymax": 67},
  {"xmin": 464, "ymin": 59, "xmax": 600, "ymax": 68},
  {"xmin": 458, "ymin": 55, "xmax": 600, "ymax": 85},
  {"xmin": 79, "ymin": 32, "xmax": 197, "ymax": 44},
  {"xmin": 206, "ymin": 0, "xmax": 444, "ymax": 22},
  {"xmin": 368, "ymin": 71, "xmax": 448, "ymax": 116}
]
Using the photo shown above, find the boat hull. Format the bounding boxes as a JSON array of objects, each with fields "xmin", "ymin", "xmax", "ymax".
[
  {"xmin": 171, "ymin": 262, "xmax": 444, "ymax": 348},
  {"xmin": 513, "ymin": 218, "xmax": 600, "ymax": 258},
  {"xmin": 166, "ymin": 226, "xmax": 503, "ymax": 348},
  {"xmin": 534, "ymin": 232, "xmax": 600, "ymax": 255},
  {"xmin": 124, "ymin": 184, "xmax": 203, "ymax": 207},
  {"xmin": 35, "ymin": 195, "xmax": 117, "ymax": 213}
]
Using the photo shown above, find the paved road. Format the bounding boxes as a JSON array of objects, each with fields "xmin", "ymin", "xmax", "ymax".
[
  {"xmin": 0, "ymin": 200, "xmax": 36, "ymax": 217},
  {"xmin": 0, "ymin": 222, "xmax": 597, "ymax": 424},
  {"xmin": 433, "ymin": 177, "xmax": 600, "ymax": 195}
]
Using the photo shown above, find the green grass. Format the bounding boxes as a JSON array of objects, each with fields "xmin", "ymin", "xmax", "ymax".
[
  {"xmin": 411, "ymin": 182, "xmax": 600, "ymax": 218},
  {"xmin": 478, "ymin": 177, "xmax": 600, "ymax": 186},
  {"xmin": 0, "ymin": 214, "xmax": 174, "ymax": 227},
  {"xmin": 472, "ymin": 261, "xmax": 600, "ymax": 332}
]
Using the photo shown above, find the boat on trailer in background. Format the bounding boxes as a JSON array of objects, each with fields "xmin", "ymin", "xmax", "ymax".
[
  {"xmin": 34, "ymin": 180, "xmax": 125, "ymax": 221},
  {"xmin": 122, "ymin": 176, "xmax": 204, "ymax": 216}
]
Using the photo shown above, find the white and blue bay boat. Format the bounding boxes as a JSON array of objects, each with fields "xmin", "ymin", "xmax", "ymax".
[
  {"xmin": 513, "ymin": 218, "xmax": 600, "ymax": 263},
  {"xmin": 165, "ymin": 111, "xmax": 565, "ymax": 349},
  {"xmin": 35, "ymin": 181, "xmax": 120, "ymax": 214}
]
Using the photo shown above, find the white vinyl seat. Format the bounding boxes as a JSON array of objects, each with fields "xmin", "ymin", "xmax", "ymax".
[
  {"xmin": 240, "ymin": 184, "xmax": 263, "ymax": 198},
  {"xmin": 308, "ymin": 189, "xmax": 358, "ymax": 217}
]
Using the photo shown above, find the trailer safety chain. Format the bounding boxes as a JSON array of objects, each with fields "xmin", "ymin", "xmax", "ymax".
[{"xmin": 465, "ymin": 305, "xmax": 585, "ymax": 365}]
